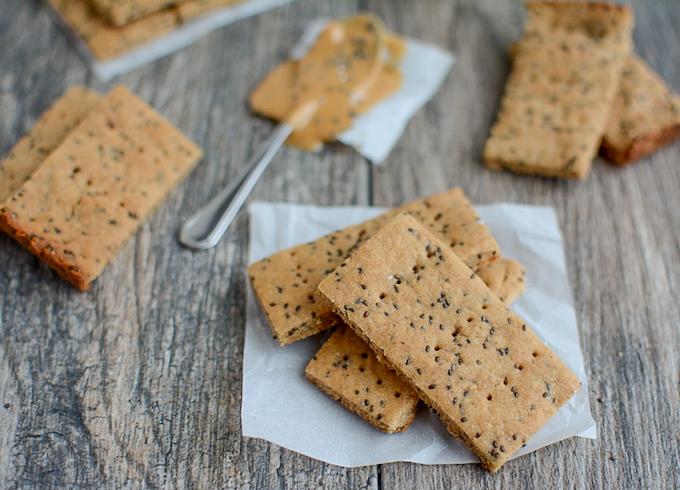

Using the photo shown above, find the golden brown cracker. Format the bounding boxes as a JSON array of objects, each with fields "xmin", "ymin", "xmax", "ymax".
[
  {"xmin": 305, "ymin": 326, "xmax": 419, "ymax": 433},
  {"xmin": 0, "ymin": 86, "xmax": 102, "ymax": 203},
  {"xmin": 0, "ymin": 85, "xmax": 202, "ymax": 290},
  {"xmin": 48, "ymin": 0, "xmax": 179, "ymax": 60},
  {"xmin": 318, "ymin": 214, "xmax": 580, "ymax": 471},
  {"xmin": 601, "ymin": 56, "xmax": 680, "ymax": 165}
]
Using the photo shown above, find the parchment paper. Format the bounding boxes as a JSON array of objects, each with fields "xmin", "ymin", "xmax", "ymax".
[
  {"xmin": 242, "ymin": 201, "xmax": 596, "ymax": 467},
  {"xmin": 337, "ymin": 38, "xmax": 454, "ymax": 163}
]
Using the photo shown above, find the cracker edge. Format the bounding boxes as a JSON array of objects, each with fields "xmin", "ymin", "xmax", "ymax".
[
  {"xmin": 0, "ymin": 212, "xmax": 89, "ymax": 289},
  {"xmin": 485, "ymin": 1, "xmax": 633, "ymax": 179},
  {"xmin": 250, "ymin": 286, "xmax": 342, "ymax": 346},
  {"xmin": 525, "ymin": 1, "xmax": 632, "ymax": 16},
  {"xmin": 600, "ymin": 122, "xmax": 680, "ymax": 165},
  {"xmin": 306, "ymin": 258, "xmax": 526, "ymax": 434},
  {"xmin": 304, "ymin": 356, "xmax": 417, "ymax": 434}
]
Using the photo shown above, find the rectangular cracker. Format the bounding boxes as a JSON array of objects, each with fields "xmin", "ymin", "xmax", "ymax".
[
  {"xmin": 483, "ymin": 2, "xmax": 633, "ymax": 179},
  {"xmin": 0, "ymin": 86, "xmax": 102, "ymax": 203},
  {"xmin": 176, "ymin": 0, "xmax": 242, "ymax": 22},
  {"xmin": 601, "ymin": 55, "xmax": 680, "ymax": 165},
  {"xmin": 306, "ymin": 257, "xmax": 526, "ymax": 433},
  {"xmin": 318, "ymin": 214, "xmax": 580, "ymax": 471},
  {"xmin": 48, "ymin": 0, "xmax": 179, "ymax": 60},
  {"xmin": 87, "ymin": 0, "xmax": 185, "ymax": 27},
  {"xmin": 0, "ymin": 85, "xmax": 203, "ymax": 290},
  {"xmin": 305, "ymin": 325, "xmax": 420, "ymax": 433},
  {"xmin": 248, "ymin": 189, "xmax": 500, "ymax": 346}
]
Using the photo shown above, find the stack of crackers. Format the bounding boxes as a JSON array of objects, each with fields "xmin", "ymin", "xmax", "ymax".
[
  {"xmin": 484, "ymin": 2, "xmax": 680, "ymax": 179},
  {"xmin": 0, "ymin": 85, "xmax": 202, "ymax": 290},
  {"xmin": 248, "ymin": 188, "xmax": 581, "ymax": 472},
  {"xmin": 47, "ymin": 0, "xmax": 242, "ymax": 60}
]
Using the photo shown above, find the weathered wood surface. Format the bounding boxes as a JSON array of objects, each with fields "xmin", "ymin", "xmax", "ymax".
[{"xmin": 0, "ymin": 0, "xmax": 678, "ymax": 488}]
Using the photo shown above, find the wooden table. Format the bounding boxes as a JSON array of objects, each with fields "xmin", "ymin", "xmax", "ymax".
[{"xmin": 1, "ymin": 0, "xmax": 679, "ymax": 488}]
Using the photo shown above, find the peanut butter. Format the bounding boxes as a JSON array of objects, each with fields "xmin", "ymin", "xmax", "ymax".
[{"xmin": 250, "ymin": 14, "xmax": 405, "ymax": 151}]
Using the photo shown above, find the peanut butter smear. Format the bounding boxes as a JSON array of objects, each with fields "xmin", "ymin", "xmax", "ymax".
[{"xmin": 249, "ymin": 14, "xmax": 406, "ymax": 151}]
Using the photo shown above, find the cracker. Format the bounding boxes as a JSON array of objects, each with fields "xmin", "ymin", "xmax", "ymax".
[
  {"xmin": 483, "ymin": 1, "xmax": 633, "ymax": 179},
  {"xmin": 305, "ymin": 326, "xmax": 419, "ymax": 433},
  {"xmin": 248, "ymin": 189, "xmax": 500, "ymax": 346},
  {"xmin": 601, "ymin": 55, "xmax": 680, "ymax": 165},
  {"xmin": 176, "ymin": 0, "xmax": 242, "ymax": 22},
  {"xmin": 48, "ymin": 0, "xmax": 179, "ymax": 60},
  {"xmin": 475, "ymin": 258, "xmax": 525, "ymax": 305},
  {"xmin": 318, "ymin": 214, "xmax": 580, "ymax": 471},
  {"xmin": 0, "ymin": 86, "xmax": 101, "ymax": 203},
  {"xmin": 0, "ymin": 85, "xmax": 203, "ymax": 290},
  {"xmin": 307, "ymin": 257, "xmax": 526, "ymax": 433},
  {"xmin": 87, "ymin": 0, "xmax": 183, "ymax": 27}
]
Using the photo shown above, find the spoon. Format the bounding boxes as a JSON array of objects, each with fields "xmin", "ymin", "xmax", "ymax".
[
  {"xmin": 179, "ymin": 103, "xmax": 316, "ymax": 250},
  {"xmin": 179, "ymin": 15, "xmax": 387, "ymax": 250}
]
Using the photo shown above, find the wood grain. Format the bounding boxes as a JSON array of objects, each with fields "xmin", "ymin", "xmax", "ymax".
[{"xmin": 1, "ymin": 0, "xmax": 679, "ymax": 488}]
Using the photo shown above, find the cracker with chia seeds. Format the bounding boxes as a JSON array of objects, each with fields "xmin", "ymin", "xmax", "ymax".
[
  {"xmin": 48, "ymin": 0, "xmax": 179, "ymax": 60},
  {"xmin": 318, "ymin": 214, "xmax": 580, "ymax": 471},
  {"xmin": 0, "ymin": 86, "xmax": 102, "ymax": 203},
  {"xmin": 305, "ymin": 325, "xmax": 420, "ymax": 433},
  {"xmin": 248, "ymin": 189, "xmax": 500, "ymax": 346},
  {"xmin": 306, "ymin": 256, "xmax": 526, "ymax": 433},
  {"xmin": 483, "ymin": 1, "xmax": 633, "ymax": 179},
  {"xmin": 601, "ymin": 55, "xmax": 680, "ymax": 165},
  {"xmin": 0, "ymin": 85, "xmax": 202, "ymax": 290}
]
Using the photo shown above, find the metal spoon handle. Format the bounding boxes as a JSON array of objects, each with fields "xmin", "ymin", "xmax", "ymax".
[{"xmin": 179, "ymin": 123, "xmax": 293, "ymax": 250}]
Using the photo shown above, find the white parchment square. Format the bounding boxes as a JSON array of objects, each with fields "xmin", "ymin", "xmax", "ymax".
[
  {"xmin": 241, "ymin": 201, "xmax": 596, "ymax": 467},
  {"xmin": 289, "ymin": 20, "xmax": 455, "ymax": 163}
]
